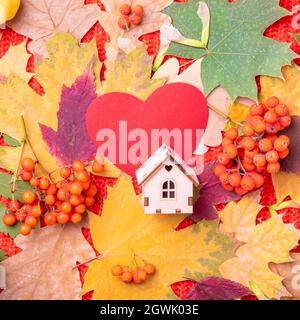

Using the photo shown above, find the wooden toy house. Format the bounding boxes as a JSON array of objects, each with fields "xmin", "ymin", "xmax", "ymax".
[
  {"xmin": 136, "ymin": 144, "xmax": 199, "ymax": 214},
  {"xmin": 0, "ymin": 266, "xmax": 5, "ymax": 289}
]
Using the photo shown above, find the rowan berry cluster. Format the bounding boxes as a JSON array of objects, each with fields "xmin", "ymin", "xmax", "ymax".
[
  {"xmin": 2, "ymin": 157, "xmax": 104, "ymax": 235},
  {"xmin": 112, "ymin": 260, "xmax": 156, "ymax": 284},
  {"xmin": 214, "ymin": 96, "xmax": 291, "ymax": 196},
  {"xmin": 118, "ymin": 4, "xmax": 144, "ymax": 29}
]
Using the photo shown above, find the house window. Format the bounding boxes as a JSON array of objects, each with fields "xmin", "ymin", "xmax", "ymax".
[{"xmin": 162, "ymin": 180, "xmax": 176, "ymax": 199}]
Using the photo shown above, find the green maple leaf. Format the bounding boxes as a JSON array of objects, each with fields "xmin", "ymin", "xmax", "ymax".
[
  {"xmin": 0, "ymin": 172, "xmax": 31, "ymax": 202},
  {"xmin": 3, "ymin": 134, "xmax": 20, "ymax": 147},
  {"xmin": 0, "ymin": 204, "xmax": 20, "ymax": 238},
  {"xmin": 0, "ymin": 249, "xmax": 6, "ymax": 262},
  {"xmin": 294, "ymin": 34, "xmax": 300, "ymax": 44},
  {"xmin": 164, "ymin": 0, "xmax": 296, "ymax": 99}
]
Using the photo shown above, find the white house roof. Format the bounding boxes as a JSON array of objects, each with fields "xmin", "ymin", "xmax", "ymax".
[{"xmin": 136, "ymin": 144, "xmax": 199, "ymax": 186}]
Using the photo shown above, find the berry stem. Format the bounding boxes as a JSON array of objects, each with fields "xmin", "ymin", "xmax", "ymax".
[
  {"xmin": 207, "ymin": 103, "xmax": 243, "ymax": 127},
  {"xmin": 133, "ymin": 254, "xmax": 139, "ymax": 267},
  {"xmin": 48, "ymin": 161, "xmax": 91, "ymax": 181},
  {"xmin": 20, "ymin": 115, "xmax": 48, "ymax": 176},
  {"xmin": 10, "ymin": 138, "xmax": 26, "ymax": 210},
  {"xmin": 237, "ymin": 156, "xmax": 247, "ymax": 175},
  {"xmin": 121, "ymin": 15, "xmax": 129, "ymax": 31},
  {"xmin": 10, "ymin": 115, "xmax": 50, "ymax": 209}
]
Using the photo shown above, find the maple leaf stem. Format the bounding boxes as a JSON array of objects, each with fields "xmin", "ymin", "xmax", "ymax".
[
  {"xmin": 73, "ymin": 255, "xmax": 102, "ymax": 269},
  {"xmin": 207, "ymin": 103, "xmax": 243, "ymax": 127},
  {"xmin": 10, "ymin": 115, "xmax": 51, "ymax": 206},
  {"xmin": 20, "ymin": 115, "xmax": 49, "ymax": 178},
  {"xmin": 152, "ymin": 51, "xmax": 166, "ymax": 72},
  {"xmin": 10, "ymin": 138, "xmax": 26, "ymax": 209},
  {"xmin": 74, "ymin": 251, "xmax": 147, "ymax": 271},
  {"xmin": 179, "ymin": 59, "xmax": 197, "ymax": 69},
  {"xmin": 10, "ymin": 115, "xmax": 29, "ymax": 208},
  {"xmin": 177, "ymin": 38, "xmax": 206, "ymax": 48}
]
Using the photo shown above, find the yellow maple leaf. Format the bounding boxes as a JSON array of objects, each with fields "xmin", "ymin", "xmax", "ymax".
[
  {"xmin": 0, "ymin": 42, "xmax": 32, "ymax": 83},
  {"xmin": 202, "ymin": 87, "xmax": 250, "ymax": 146},
  {"xmin": 259, "ymin": 65, "xmax": 300, "ymax": 116},
  {"xmin": 0, "ymin": 146, "xmax": 19, "ymax": 172},
  {"xmin": 227, "ymin": 100, "xmax": 250, "ymax": 127},
  {"xmin": 89, "ymin": 155, "xmax": 121, "ymax": 179},
  {"xmin": 272, "ymin": 172, "xmax": 300, "ymax": 205},
  {"xmin": 35, "ymin": 33, "xmax": 102, "ymax": 110},
  {"xmin": 220, "ymin": 216, "xmax": 299, "ymax": 299},
  {"xmin": 218, "ymin": 191, "xmax": 262, "ymax": 242},
  {"xmin": 0, "ymin": 33, "xmax": 100, "ymax": 177},
  {"xmin": 222, "ymin": 100, "xmax": 249, "ymax": 131},
  {"xmin": 102, "ymin": 48, "xmax": 165, "ymax": 101},
  {"xmin": 83, "ymin": 176, "xmax": 233, "ymax": 300}
]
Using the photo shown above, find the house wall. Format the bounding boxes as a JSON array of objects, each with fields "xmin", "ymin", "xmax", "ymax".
[
  {"xmin": 0, "ymin": 266, "xmax": 5, "ymax": 289},
  {"xmin": 142, "ymin": 160, "xmax": 193, "ymax": 214}
]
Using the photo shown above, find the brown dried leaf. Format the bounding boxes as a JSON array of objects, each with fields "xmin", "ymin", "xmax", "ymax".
[
  {"xmin": 259, "ymin": 65, "xmax": 300, "ymax": 116},
  {"xmin": 218, "ymin": 191, "xmax": 262, "ymax": 243},
  {"xmin": 270, "ymin": 253, "xmax": 300, "ymax": 300},
  {"xmin": 220, "ymin": 216, "xmax": 299, "ymax": 299},
  {"xmin": 100, "ymin": 0, "xmax": 172, "ymax": 60},
  {"xmin": 0, "ymin": 221, "xmax": 95, "ymax": 300},
  {"xmin": 8, "ymin": 0, "xmax": 99, "ymax": 59}
]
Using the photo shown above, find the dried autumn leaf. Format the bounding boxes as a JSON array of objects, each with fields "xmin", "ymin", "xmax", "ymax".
[
  {"xmin": 0, "ymin": 266, "xmax": 5, "ymax": 289},
  {"xmin": 272, "ymin": 172, "xmax": 300, "ymax": 205},
  {"xmin": 0, "ymin": 33, "xmax": 100, "ymax": 176},
  {"xmin": 103, "ymin": 47, "xmax": 165, "ymax": 101},
  {"xmin": 0, "ymin": 172, "xmax": 32, "ymax": 203},
  {"xmin": 226, "ymin": 101, "xmax": 250, "ymax": 129},
  {"xmin": 35, "ymin": 33, "xmax": 101, "ymax": 107},
  {"xmin": 0, "ymin": 146, "xmax": 19, "ymax": 173},
  {"xmin": 202, "ymin": 87, "xmax": 231, "ymax": 147},
  {"xmin": 155, "ymin": 58, "xmax": 203, "ymax": 90},
  {"xmin": 218, "ymin": 191, "xmax": 262, "ymax": 243},
  {"xmin": 99, "ymin": 0, "xmax": 172, "ymax": 60},
  {"xmin": 202, "ymin": 89, "xmax": 249, "ymax": 148},
  {"xmin": 40, "ymin": 66, "xmax": 97, "ymax": 166},
  {"xmin": 83, "ymin": 176, "xmax": 233, "ymax": 300},
  {"xmin": 0, "ymin": 250, "xmax": 6, "ymax": 262},
  {"xmin": 171, "ymin": 280, "xmax": 196, "ymax": 300},
  {"xmin": 152, "ymin": 58, "xmax": 180, "ymax": 82},
  {"xmin": 220, "ymin": 216, "xmax": 299, "ymax": 299},
  {"xmin": 0, "ymin": 204, "xmax": 21, "ymax": 238},
  {"xmin": 8, "ymin": 0, "xmax": 99, "ymax": 59},
  {"xmin": 0, "ymin": 221, "xmax": 95, "ymax": 300},
  {"xmin": 294, "ymin": 34, "xmax": 300, "ymax": 44},
  {"xmin": 259, "ymin": 65, "xmax": 300, "ymax": 116},
  {"xmin": 192, "ymin": 162, "xmax": 240, "ymax": 222},
  {"xmin": 279, "ymin": 116, "xmax": 300, "ymax": 176},
  {"xmin": 270, "ymin": 253, "xmax": 300, "ymax": 300},
  {"xmin": 0, "ymin": 42, "xmax": 32, "ymax": 83},
  {"xmin": 3, "ymin": 135, "xmax": 20, "ymax": 147},
  {"xmin": 185, "ymin": 277, "xmax": 251, "ymax": 300},
  {"xmin": 277, "ymin": 206, "xmax": 300, "ymax": 231}
]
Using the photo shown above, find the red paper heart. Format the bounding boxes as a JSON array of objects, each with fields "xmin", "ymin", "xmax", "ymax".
[{"xmin": 86, "ymin": 83, "xmax": 208, "ymax": 176}]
